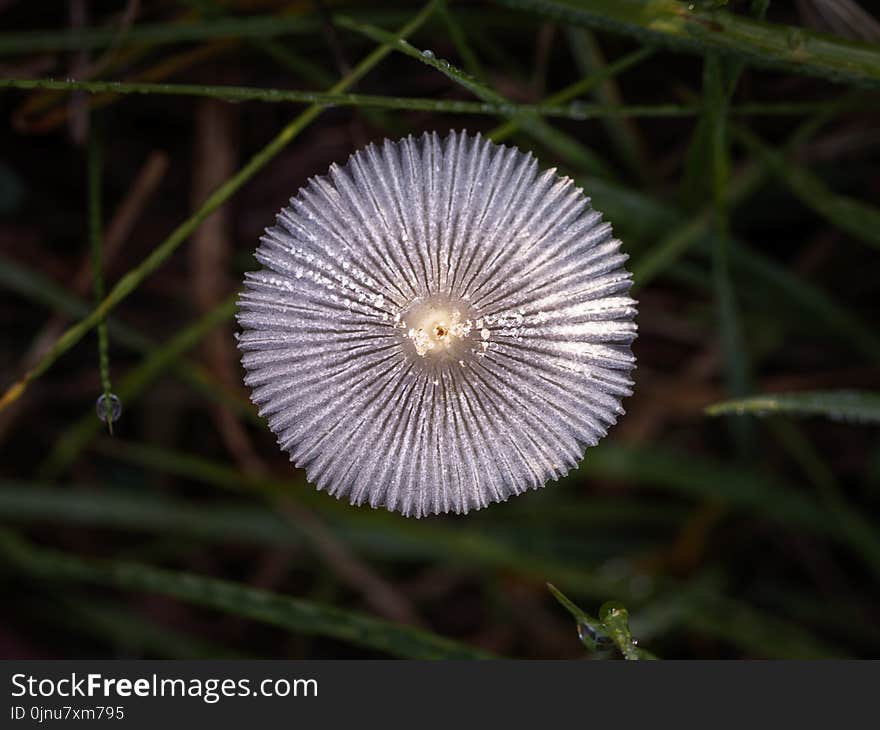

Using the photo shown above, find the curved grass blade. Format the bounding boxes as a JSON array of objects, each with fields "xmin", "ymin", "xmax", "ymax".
[
  {"xmin": 0, "ymin": 528, "xmax": 495, "ymax": 659},
  {"xmin": 735, "ymin": 126, "xmax": 880, "ymax": 252},
  {"xmin": 496, "ymin": 0, "xmax": 880, "ymax": 88},
  {"xmin": 706, "ymin": 391, "xmax": 880, "ymax": 424},
  {"xmin": 581, "ymin": 443, "xmax": 831, "ymax": 537},
  {"xmin": 0, "ymin": 77, "xmax": 680, "ymax": 122}
]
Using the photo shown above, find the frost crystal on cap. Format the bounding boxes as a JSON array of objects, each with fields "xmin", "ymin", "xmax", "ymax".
[{"xmin": 237, "ymin": 131, "xmax": 637, "ymax": 518}]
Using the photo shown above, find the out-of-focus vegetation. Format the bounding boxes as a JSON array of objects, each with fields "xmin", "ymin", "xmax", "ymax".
[{"xmin": 0, "ymin": 0, "xmax": 878, "ymax": 659}]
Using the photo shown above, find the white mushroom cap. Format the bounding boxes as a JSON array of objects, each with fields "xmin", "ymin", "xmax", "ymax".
[{"xmin": 237, "ymin": 131, "xmax": 637, "ymax": 518}]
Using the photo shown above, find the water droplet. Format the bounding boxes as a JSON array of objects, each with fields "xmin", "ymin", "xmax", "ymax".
[
  {"xmin": 95, "ymin": 393, "xmax": 122, "ymax": 423},
  {"xmin": 567, "ymin": 100, "xmax": 589, "ymax": 120},
  {"xmin": 577, "ymin": 619, "xmax": 613, "ymax": 648},
  {"xmin": 421, "ymin": 49, "xmax": 434, "ymax": 59}
]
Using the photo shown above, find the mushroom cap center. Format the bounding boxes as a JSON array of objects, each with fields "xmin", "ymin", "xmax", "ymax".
[{"xmin": 401, "ymin": 297, "xmax": 476, "ymax": 360}]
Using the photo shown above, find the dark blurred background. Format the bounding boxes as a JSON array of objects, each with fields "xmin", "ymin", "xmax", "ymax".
[{"xmin": 1, "ymin": 0, "xmax": 879, "ymax": 659}]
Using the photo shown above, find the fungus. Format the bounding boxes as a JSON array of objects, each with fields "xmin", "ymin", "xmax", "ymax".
[{"xmin": 236, "ymin": 131, "xmax": 637, "ymax": 517}]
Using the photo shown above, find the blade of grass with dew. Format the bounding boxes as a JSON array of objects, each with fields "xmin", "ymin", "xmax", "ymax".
[
  {"xmin": 0, "ymin": 79, "xmax": 708, "ymax": 121},
  {"xmin": 495, "ymin": 0, "xmax": 880, "ymax": 88},
  {"xmin": 0, "ymin": 0, "xmax": 441, "ymax": 414},
  {"xmin": 0, "ymin": 252, "xmax": 259, "ymax": 424},
  {"xmin": 38, "ymin": 295, "xmax": 238, "ymax": 479},
  {"xmin": 735, "ymin": 125, "xmax": 880, "ymax": 252},
  {"xmin": 0, "ymin": 528, "xmax": 495, "ymax": 659},
  {"xmin": 0, "ymin": 77, "xmax": 660, "ymax": 122},
  {"xmin": 332, "ymin": 13, "xmax": 617, "ymax": 179},
  {"xmin": 88, "ymin": 117, "xmax": 116, "ymax": 433},
  {"xmin": 437, "ymin": 0, "xmax": 486, "ymax": 81},
  {"xmin": 547, "ymin": 583, "xmax": 657, "ymax": 659},
  {"xmin": 487, "ymin": 45, "xmax": 656, "ymax": 143},
  {"xmin": 706, "ymin": 390, "xmax": 880, "ymax": 424}
]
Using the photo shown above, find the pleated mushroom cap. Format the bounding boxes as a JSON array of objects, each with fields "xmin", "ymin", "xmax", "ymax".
[{"xmin": 237, "ymin": 131, "xmax": 637, "ymax": 517}]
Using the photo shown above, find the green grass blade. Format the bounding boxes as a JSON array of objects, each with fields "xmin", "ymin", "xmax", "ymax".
[
  {"xmin": 632, "ymin": 161, "xmax": 764, "ymax": 289},
  {"xmin": 0, "ymin": 14, "xmax": 318, "ymax": 55},
  {"xmin": 632, "ymin": 91, "xmax": 865, "ymax": 289},
  {"xmin": 333, "ymin": 13, "xmax": 616, "ymax": 178},
  {"xmin": 582, "ymin": 443, "xmax": 830, "ymax": 536},
  {"xmin": 705, "ymin": 52, "xmax": 752, "ymax": 453},
  {"xmin": 585, "ymin": 439, "xmax": 880, "ymax": 583},
  {"xmin": 38, "ymin": 296, "xmax": 237, "ymax": 479},
  {"xmin": 0, "ymin": 252, "xmax": 258, "ymax": 423},
  {"xmin": 599, "ymin": 602, "xmax": 644, "ymax": 660},
  {"xmin": 706, "ymin": 391, "xmax": 880, "ymax": 423},
  {"xmin": 0, "ymin": 77, "xmax": 676, "ymax": 122},
  {"xmin": 436, "ymin": 0, "xmax": 487, "ymax": 81},
  {"xmin": 489, "ymin": 46, "xmax": 656, "ymax": 143},
  {"xmin": 495, "ymin": 0, "xmax": 880, "ymax": 88},
  {"xmin": 735, "ymin": 126, "xmax": 880, "ymax": 252},
  {"xmin": 0, "ymin": 482, "xmax": 302, "ymax": 548},
  {"xmin": 87, "ymin": 118, "xmax": 116, "ymax": 433},
  {"xmin": 0, "ymin": 529, "xmax": 494, "ymax": 659},
  {"xmin": 686, "ymin": 591, "xmax": 849, "ymax": 659}
]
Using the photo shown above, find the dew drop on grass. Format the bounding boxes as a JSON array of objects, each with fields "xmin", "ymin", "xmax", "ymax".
[
  {"xmin": 577, "ymin": 619, "xmax": 612, "ymax": 648},
  {"xmin": 568, "ymin": 101, "xmax": 588, "ymax": 120},
  {"xmin": 421, "ymin": 49, "xmax": 434, "ymax": 59},
  {"xmin": 95, "ymin": 393, "xmax": 122, "ymax": 423}
]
